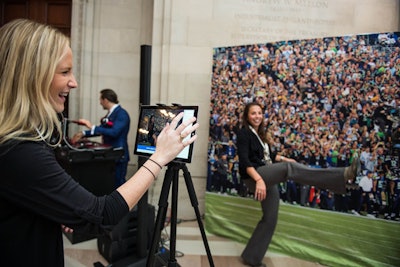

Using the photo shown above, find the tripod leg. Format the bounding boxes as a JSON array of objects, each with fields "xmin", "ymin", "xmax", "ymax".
[
  {"xmin": 167, "ymin": 165, "xmax": 180, "ymax": 266},
  {"xmin": 182, "ymin": 165, "xmax": 215, "ymax": 267},
  {"xmin": 147, "ymin": 167, "xmax": 174, "ymax": 267}
]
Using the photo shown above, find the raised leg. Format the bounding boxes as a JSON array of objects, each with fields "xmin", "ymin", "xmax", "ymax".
[{"xmin": 257, "ymin": 162, "xmax": 347, "ymax": 194}]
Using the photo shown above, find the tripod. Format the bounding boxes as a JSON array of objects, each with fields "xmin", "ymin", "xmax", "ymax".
[{"xmin": 146, "ymin": 162, "xmax": 214, "ymax": 267}]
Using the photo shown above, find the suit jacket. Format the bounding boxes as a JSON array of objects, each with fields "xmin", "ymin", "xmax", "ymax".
[
  {"xmin": 237, "ymin": 127, "xmax": 277, "ymax": 180},
  {"xmin": 84, "ymin": 105, "xmax": 130, "ymax": 162}
]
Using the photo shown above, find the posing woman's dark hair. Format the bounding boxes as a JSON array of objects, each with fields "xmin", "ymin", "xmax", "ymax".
[{"xmin": 242, "ymin": 102, "xmax": 267, "ymax": 143}]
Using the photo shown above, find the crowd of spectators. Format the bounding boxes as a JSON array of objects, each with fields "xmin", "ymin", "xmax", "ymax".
[{"xmin": 207, "ymin": 32, "xmax": 400, "ymax": 220}]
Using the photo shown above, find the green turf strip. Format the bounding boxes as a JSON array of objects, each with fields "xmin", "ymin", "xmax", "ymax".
[{"xmin": 205, "ymin": 192, "xmax": 400, "ymax": 267}]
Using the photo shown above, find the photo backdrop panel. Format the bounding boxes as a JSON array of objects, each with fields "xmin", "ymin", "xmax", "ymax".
[{"xmin": 206, "ymin": 32, "xmax": 400, "ymax": 266}]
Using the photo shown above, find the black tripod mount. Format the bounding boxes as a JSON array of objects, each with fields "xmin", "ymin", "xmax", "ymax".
[{"xmin": 146, "ymin": 162, "xmax": 214, "ymax": 267}]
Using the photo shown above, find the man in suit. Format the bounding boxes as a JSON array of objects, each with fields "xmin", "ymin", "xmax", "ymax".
[{"xmin": 73, "ymin": 88, "xmax": 131, "ymax": 188}]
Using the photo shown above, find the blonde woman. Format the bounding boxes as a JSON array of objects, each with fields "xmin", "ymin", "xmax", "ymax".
[{"xmin": 0, "ymin": 19, "xmax": 199, "ymax": 266}]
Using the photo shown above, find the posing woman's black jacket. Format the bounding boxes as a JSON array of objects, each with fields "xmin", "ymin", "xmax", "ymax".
[{"xmin": 237, "ymin": 127, "xmax": 277, "ymax": 180}]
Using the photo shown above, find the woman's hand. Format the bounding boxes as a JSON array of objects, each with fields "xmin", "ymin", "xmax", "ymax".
[
  {"xmin": 255, "ymin": 179, "xmax": 267, "ymax": 201},
  {"xmin": 71, "ymin": 132, "xmax": 84, "ymax": 144},
  {"xmin": 117, "ymin": 112, "xmax": 199, "ymax": 210},
  {"xmin": 61, "ymin": 224, "xmax": 73, "ymax": 234},
  {"xmin": 151, "ymin": 112, "xmax": 199, "ymax": 166}
]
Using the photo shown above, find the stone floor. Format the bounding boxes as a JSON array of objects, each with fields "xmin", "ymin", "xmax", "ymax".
[{"xmin": 64, "ymin": 220, "xmax": 324, "ymax": 267}]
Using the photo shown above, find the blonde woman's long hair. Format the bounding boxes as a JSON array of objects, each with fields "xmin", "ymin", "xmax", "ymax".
[{"xmin": 0, "ymin": 19, "xmax": 70, "ymax": 145}]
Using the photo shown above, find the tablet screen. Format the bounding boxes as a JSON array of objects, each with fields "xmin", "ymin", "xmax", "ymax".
[{"xmin": 134, "ymin": 105, "xmax": 198, "ymax": 163}]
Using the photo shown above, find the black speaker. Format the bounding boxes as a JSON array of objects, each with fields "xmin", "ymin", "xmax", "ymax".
[
  {"xmin": 137, "ymin": 44, "xmax": 152, "ymax": 259},
  {"xmin": 97, "ymin": 204, "xmax": 155, "ymax": 264},
  {"xmin": 140, "ymin": 45, "xmax": 151, "ymax": 106}
]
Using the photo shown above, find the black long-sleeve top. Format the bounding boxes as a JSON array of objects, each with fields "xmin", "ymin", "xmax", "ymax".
[
  {"xmin": 237, "ymin": 127, "xmax": 277, "ymax": 180},
  {"xmin": 0, "ymin": 141, "xmax": 129, "ymax": 266}
]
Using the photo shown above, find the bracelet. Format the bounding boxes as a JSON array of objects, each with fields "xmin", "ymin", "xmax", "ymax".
[
  {"xmin": 148, "ymin": 158, "xmax": 162, "ymax": 169},
  {"xmin": 142, "ymin": 165, "xmax": 156, "ymax": 180}
]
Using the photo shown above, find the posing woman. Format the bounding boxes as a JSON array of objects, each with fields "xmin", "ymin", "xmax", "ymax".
[
  {"xmin": 237, "ymin": 102, "xmax": 358, "ymax": 267},
  {"xmin": 0, "ymin": 19, "xmax": 199, "ymax": 266}
]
